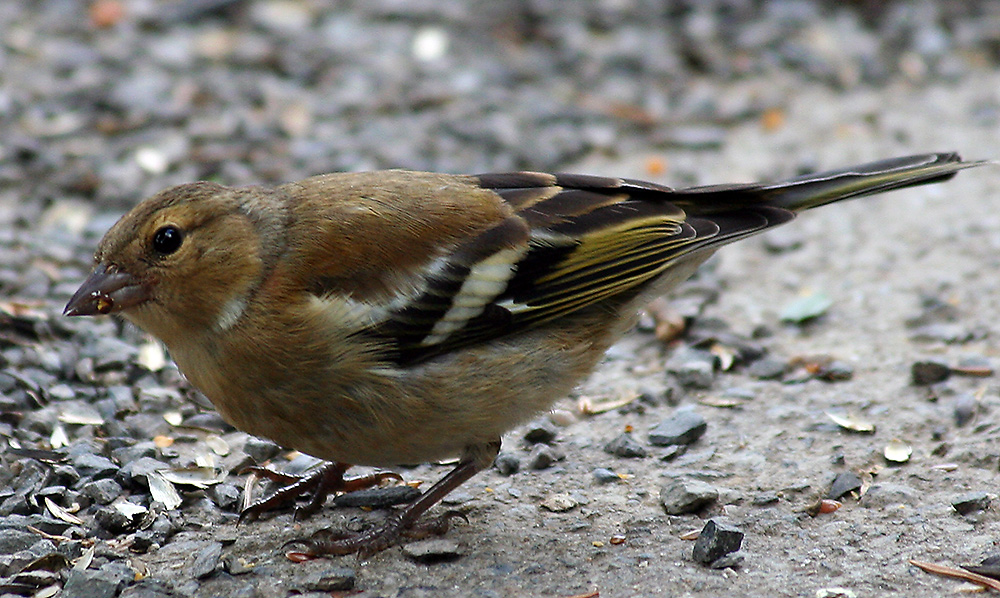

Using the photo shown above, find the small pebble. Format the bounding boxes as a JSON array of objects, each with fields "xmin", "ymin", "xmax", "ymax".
[
  {"xmin": 494, "ymin": 453, "xmax": 520, "ymax": 476},
  {"xmin": 541, "ymin": 493, "xmax": 578, "ymax": 512},
  {"xmin": 692, "ymin": 519, "xmax": 744, "ymax": 564},
  {"xmin": 827, "ymin": 472, "xmax": 862, "ymax": 500},
  {"xmin": 191, "ymin": 542, "xmax": 223, "ymax": 579},
  {"xmin": 708, "ymin": 552, "xmax": 744, "ymax": 569},
  {"xmin": 911, "ymin": 360, "xmax": 950, "ymax": 385},
  {"xmin": 909, "ymin": 323, "xmax": 974, "ymax": 344},
  {"xmin": 751, "ymin": 491, "xmax": 779, "ymax": 506},
  {"xmin": 649, "ymin": 409, "xmax": 707, "ymax": 447},
  {"xmin": 0, "ymin": 528, "xmax": 41, "ymax": 555},
  {"xmin": 666, "ymin": 348, "xmax": 717, "ymax": 389},
  {"xmin": 296, "ymin": 568, "xmax": 356, "ymax": 592},
  {"xmin": 953, "ymin": 491, "xmax": 992, "ymax": 515},
  {"xmin": 400, "ymin": 540, "xmax": 464, "ymax": 564},
  {"xmin": 242, "ymin": 437, "xmax": 282, "ymax": 463},
  {"xmin": 81, "ymin": 479, "xmax": 124, "ymax": 505},
  {"xmin": 71, "ymin": 453, "xmax": 119, "ymax": 480},
  {"xmin": 61, "ymin": 567, "xmax": 127, "ymax": 598},
  {"xmin": 604, "ymin": 432, "xmax": 648, "ymax": 458},
  {"xmin": 962, "ymin": 553, "xmax": 1000, "ymax": 579},
  {"xmin": 660, "ymin": 477, "xmax": 719, "ymax": 515},
  {"xmin": 524, "ymin": 421, "xmax": 558, "ymax": 444},
  {"xmin": 592, "ymin": 468, "xmax": 622, "ymax": 485},
  {"xmin": 954, "ymin": 393, "xmax": 977, "ymax": 427},
  {"xmin": 659, "ymin": 444, "xmax": 688, "ymax": 462},
  {"xmin": 207, "ymin": 482, "xmax": 241, "ymax": 510},
  {"xmin": 746, "ymin": 357, "xmax": 788, "ymax": 380},
  {"xmin": 528, "ymin": 445, "xmax": 564, "ymax": 470}
]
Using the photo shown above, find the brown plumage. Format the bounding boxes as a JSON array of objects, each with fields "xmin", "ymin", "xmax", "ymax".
[{"xmin": 65, "ymin": 152, "xmax": 979, "ymax": 556}]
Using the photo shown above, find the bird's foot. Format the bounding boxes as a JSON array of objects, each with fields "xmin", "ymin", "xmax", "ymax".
[
  {"xmin": 239, "ymin": 462, "xmax": 402, "ymax": 522},
  {"xmin": 283, "ymin": 510, "xmax": 468, "ymax": 561}
]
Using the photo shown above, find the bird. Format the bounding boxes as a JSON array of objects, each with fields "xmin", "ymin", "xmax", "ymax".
[{"xmin": 65, "ymin": 152, "xmax": 979, "ymax": 557}]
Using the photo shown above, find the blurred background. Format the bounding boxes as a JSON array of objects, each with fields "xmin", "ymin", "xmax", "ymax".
[{"xmin": 2, "ymin": 0, "xmax": 998, "ymax": 217}]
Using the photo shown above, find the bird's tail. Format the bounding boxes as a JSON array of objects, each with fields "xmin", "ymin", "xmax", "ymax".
[
  {"xmin": 673, "ymin": 152, "xmax": 986, "ymax": 215},
  {"xmin": 760, "ymin": 152, "xmax": 985, "ymax": 212}
]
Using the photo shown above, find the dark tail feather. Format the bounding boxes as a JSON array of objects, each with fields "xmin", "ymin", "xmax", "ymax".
[
  {"xmin": 760, "ymin": 152, "xmax": 984, "ymax": 212},
  {"xmin": 665, "ymin": 153, "xmax": 986, "ymax": 215}
]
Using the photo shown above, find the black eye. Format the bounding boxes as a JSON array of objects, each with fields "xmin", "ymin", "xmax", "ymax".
[{"xmin": 152, "ymin": 226, "xmax": 183, "ymax": 255}]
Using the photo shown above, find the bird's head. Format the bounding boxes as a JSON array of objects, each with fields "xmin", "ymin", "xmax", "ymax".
[{"xmin": 65, "ymin": 182, "xmax": 280, "ymax": 344}]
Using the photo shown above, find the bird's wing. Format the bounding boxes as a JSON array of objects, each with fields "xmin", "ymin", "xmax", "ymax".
[{"xmin": 373, "ymin": 172, "xmax": 792, "ymax": 365}]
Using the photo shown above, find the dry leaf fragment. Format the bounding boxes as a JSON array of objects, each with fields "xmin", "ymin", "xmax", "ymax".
[
  {"xmin": 698, "ymin": 396, "xmax": 746, "ymax": 408},
  {"xmin": 44, "ymin": 497, "xmax": 83, "ymax": 525},
  {"xmin": 113, "ymin": 500, "xmax": 147, "ymax": 519},
  {"xmin": 884, "ymin": 440, "xmax": 912, "ymax": 464},
  {"xmin": 50, "ymin": 425, "xmax": 69, "ymax": 449},
  {"xmin": 781, "ymin": 292, "xmax": 832, "ymax": 323},
  {"xmin": 160, "ymin": 467, "xmax": 225, "ymax": 488},
  {"xmin": 909, "ymin": 559, "xmax": 1000, "ymax": 592},
  {"xmin": 137, "ymin": 342, "xmax": 166, "ymax": 371},
  {"xmin": 679, "ymin": 529, "xmax": 701, "ymax": 541},
  {"xmin": 146, "ymin": 472, "xmax": 182, "ymax": 510},
  {"xmin": 58, "ymin": 408, "xmax": 104, "ymax": 426},
  {"xmin": 153, "ymin": 435, "xmax": 174, "ymax": 448},
  {"xmin": 825, "ymin": 410, "xmax": 875, "ymax": 434},
  {"xmin": 204, "ymin": 435, "xmax": 230, "ymax": 456},
  {"xmin": 578, "ymin": 393, "xmax": 639, "ymax": 415},
  {"xmin": 73, "ymin": 543, "xmax": 96, "ymax": 571}
]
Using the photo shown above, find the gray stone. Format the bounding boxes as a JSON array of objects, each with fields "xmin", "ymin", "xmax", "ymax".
[
  {"xmin": 527, "ymin": 445, "xmax": 564, "ymax": 470},
  {"xmin": 859, "ymin": 483, "xmax": 918, "ymax": 508},
  {"xmin": 523, "ymin": 421, "xmax": 558, "ymax": 444},
  {"xmin": 751, "ymin": 491, "xmax": 779, "ymax": 506},
  {"xmin": 911, "ymin": 360, "xmax": 951, "ymax": 385},
  {"xmin": 708, "ymin": 551, "xmax": 745, "ymax": 569},
  {"xmin": 94, "ymin": 505, "xmax": 141, "ymax": 534},
  {"xmin": 649, "ymin": 409, "xmax": 707, "ymax": 446},
  {"xmin": 81, "ymin": 479, "xmax": 123, "ymax": 505},
  {"xmin": 592, "ymin": 468, "xmax": 621, "ymax": 485},
  {"xmin": 0, "ymin": 528, "xmax": 39, "ymax": 555},
  {"xmin": 954, "ymin": 393, "xmax": 977, "ymax": 427},
  {"xmin": 401, "ymin": 539, "xmax": 464, "ymax": 564},
  {"xmin": 115, "ymin": 457, "xmax": 166, "ymax": 488},
  {"xmin": 604, "ymin": 432, "xmax": 648, "ymax": 458},
  {"xmin": 207, "ymin": 483, "xmax": 241, "ymax": 510},
  {"xmin": 70, "ymin": 453, "xmax": 118, "ymax": 479},
  {"xmin": 62, "ymin": 568, "xmax": 126, "ymax": 598},
  {"xmin": 660, "ymin": 477, "xmax": 719, "ymax": 515},
  {"xmin": 746, "ymin": 357, "xmax": 788, "ymax": 380},
  {"xmin": 191, "ymin": 541, "xmax": 222, "ymax": 579},
  {"xmin": 953, "ymin": 491, "xmax": 992, "ymax": 515},
  {"xmin": 120, "ymin": 579, "xmax": 174, "ymax": 598},
  {"xmin": 692, "ymin": 519, "xmax": 744, "ymax": 564},
  {"xmin": 243, "ymin": 437, "xmax": 282, "ymax": 463},
  {"xmin": 828, "ymin": 472, "xmax": 862, "ymax": 500},
  {"xmin": 493, "ymin": 453, "xmax": 520, "ymax": 476},
  {"xmin": 301, "ymin": 566, "xmax": 356, "ymax": 590}
]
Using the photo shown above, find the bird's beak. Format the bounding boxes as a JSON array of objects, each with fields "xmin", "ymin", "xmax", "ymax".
[{"xmin": 64, "ymin": 263, "xmax": 152, "ymax": 316}]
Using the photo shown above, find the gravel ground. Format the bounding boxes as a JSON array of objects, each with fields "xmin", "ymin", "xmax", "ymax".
[{"xmin": 3, "ymin": 2, "xmax": 1000, "ymax": 597}]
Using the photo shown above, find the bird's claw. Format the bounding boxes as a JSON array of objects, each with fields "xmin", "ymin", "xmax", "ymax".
[
  {"xmin": 281, "ymin": 510, "xmax": 469, "ymax": 560},
  {"xmin": 239, "ymin": 462, "xmax": 403, "ymax": 523}
]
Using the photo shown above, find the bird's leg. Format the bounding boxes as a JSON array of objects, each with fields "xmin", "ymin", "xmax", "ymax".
[
  {"xmin": 240, "ymin": 461, "xmax": 403, "ymax": 522},
  {"xmin": 284, "ymin": 441, "xmax": 499, "ymax": 559}
]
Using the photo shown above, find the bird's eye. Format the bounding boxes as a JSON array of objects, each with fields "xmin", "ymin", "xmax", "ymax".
[{"xmin": 152, "ymin": 225, "xmax": 183, "ymax": 255}]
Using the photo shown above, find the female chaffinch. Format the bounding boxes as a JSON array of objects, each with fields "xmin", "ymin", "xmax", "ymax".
[{"xmin": 65, "ymin": 152, "xmax": 976, "ymax": 557}]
